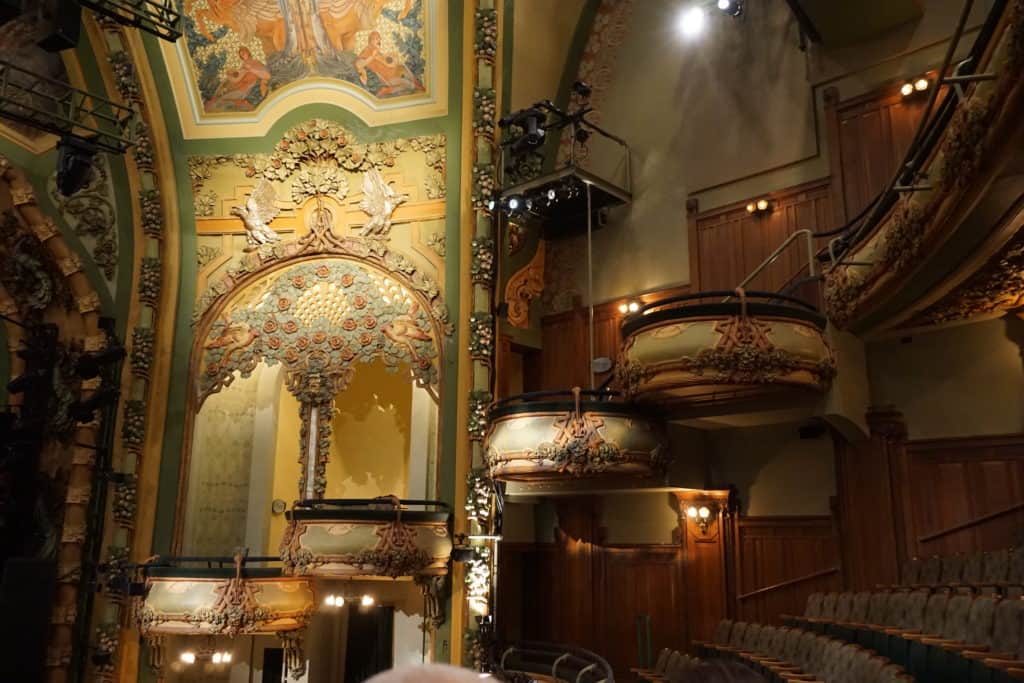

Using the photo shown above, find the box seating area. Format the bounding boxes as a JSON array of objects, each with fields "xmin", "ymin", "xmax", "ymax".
[
  {"xmin": 632, "ymin": 649, "xmax": 701, "ymax": 682},
  {"xmin": 692, "ymin": 621, "xmax": 912, "ymax": 683}
]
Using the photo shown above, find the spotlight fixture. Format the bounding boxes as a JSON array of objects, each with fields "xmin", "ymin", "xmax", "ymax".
[
  {"xmin": 900, "ymin": 75, "xmax": 931, "ymax": 98},
  {"xmin": 678, "ymin": 6, "xmax": 707, "ymax": 38},
  {"xmin": 361, "ymin": 594, "xmax": 375, "ymax": 607},
  {"xmin": 900, "ymin": 82, "xmax": 914, "ymax": 97},
  {"xmin": 179, "ymin": 652, "xmax": 196, "ymax": 665},
  {"xmin": 914, "ymin": 77, "xmax": 930, "ymax": 92},
  {"xmin": 717, "ymin": 0, "xmax": 743, "ymax": 17},
  {"xmin": 56, "ymin": 134, "xmax": 100, "ymax": 197},
  {"xmin": 547, "ymin": 188, "xmax": 556, "ymax": 201},
  {"xmin": 507, "ymin": 196, "xmax": 520, "ymax": 211},
  {"xmin": 487, "ymin": 198, "xmax": 495, "ymax": 211},
  {"xmin": 746, "ymin": 198, "xmax": 772, "ymax": 215}
]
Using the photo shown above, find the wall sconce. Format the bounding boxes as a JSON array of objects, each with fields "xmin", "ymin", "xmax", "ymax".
[
  {"xmin": 900, "ymin": 76, "xmax": 930, "ymax": 97},
  {"xmin": 617, "ymin": 300, "xmax": 641, "ymax": 314},
  {"xmin": 686, "ymin": 503, "xmax": 716, "ymax": 534},
  {"xmin": 745, "ymin": 198, "xmax": 771, "ymax": 216}
]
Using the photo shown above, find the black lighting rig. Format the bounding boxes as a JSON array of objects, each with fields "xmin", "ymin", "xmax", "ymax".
[{"xmin": 493, "ymin": 81, "xmax": 632, "ymax": 239}]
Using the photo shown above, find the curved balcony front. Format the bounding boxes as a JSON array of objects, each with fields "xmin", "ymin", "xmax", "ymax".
[
  {"xmin": 136, "ymin": 562, "xmax": 314, "ymax": 638},
  {"xmin": 280, "ymin": 497, "xmax": 452, "ymax": 579},
  {"xmin": 618, "ymin": 291, "xmax": 836, "ymax": 407},
  {"xmin": 483, "ymin": 389, "xmax": 669, "ymax": 481}
]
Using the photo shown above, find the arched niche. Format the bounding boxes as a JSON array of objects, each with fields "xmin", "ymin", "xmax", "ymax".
[{"xmin": 179, "ymin": 254, "xmax": 446, "ymax": 556}]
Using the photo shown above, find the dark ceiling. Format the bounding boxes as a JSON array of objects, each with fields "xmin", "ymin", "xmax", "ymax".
[{"xmin": 786, "ymin": 0, "xmax": 924, "ymax": 47}]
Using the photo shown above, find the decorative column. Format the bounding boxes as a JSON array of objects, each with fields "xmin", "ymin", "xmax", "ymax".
[{"xmin": 287, "ymin": 370, "xmax": 351, "ymax": 500}]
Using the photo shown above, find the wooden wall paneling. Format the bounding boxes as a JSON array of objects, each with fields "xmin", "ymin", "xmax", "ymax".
[
  {"xmin": 833, "ymin": 409, "xmax": 905, "ymax": 590},
  {"xmin": 733, "ymin": 517, "xmax": 843, "ymax": 625},
  {"xmin": 899, "ymin": 435, "xmax": 1024, "ymax": 557},
  {"xmin": 675, "ymin": 491, "xmax": 731, "ymax": 644}
]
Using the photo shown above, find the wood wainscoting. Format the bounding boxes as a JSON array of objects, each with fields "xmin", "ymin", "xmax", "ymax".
[{"xmin": 732, "ymin": 516, "xmax": 843, "ymax": 625}]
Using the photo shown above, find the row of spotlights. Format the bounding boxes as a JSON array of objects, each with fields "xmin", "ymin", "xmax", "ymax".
[
  {"xmin": 678, "ymin": 1, "xmax": 743, "ymax": 38},
  {"xmin": 324, "ymin": 594, "xmax": 375, "ymax": 608},
  {"xmin": 746, "ymin": 198, "xmax": 772, "ymax": 214},
  {"xmin": 900, "ymin": 77, "xmax": 931, "ymax": 97},
  {"xmin": 487, "ymin": 186, "xmax": 572, "ymax": 214},
  {"xmin": 179, "ymin": 651, "xmax": 232, "ymax": 665}
]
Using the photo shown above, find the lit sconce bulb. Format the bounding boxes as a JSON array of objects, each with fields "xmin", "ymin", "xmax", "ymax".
[
  {"xmin": 687, "ymin": 506, "xmax": 698, "ymax": 519},
  {"xmin": 361, "ymin": 594, "xmax": 375, "ymax": 607},
  {"xmin": 180, "ymin": 652, "xmax": 196, "ymax": 665},
  {"xmin": 547, "ymin": 188, "xmax": 556, "ymax": 201},
  {"xmin": 914, "ymin": 78, "xmax": 929, "ymax": 92},
  {"xmin": 900, "ymin": 82, "xmax": 914, "ymax": 97},
  {"xmin": 212, "ymin": 652, "xmax": 223, "ymax": 664},
  {"xmin": 698, "ymin": 506, "xmax": 711, "ymax": 519},
  {"xmin": 223, "ymin": 652, "xmax": 232, "ymax": 664},
  {"xmin": 628, "ymin": 301, "xmax": 640, "ymax": 313},
  {"xmin": 324, "ymin": 594, "xmax": 336, "ymax": 607},
  {"xmin": 618, "ymin": 303, "xmax": 629, "ymax": 314},
  {"xmin": 746, "ymin": 203, "xmax": 756, "ymax": 213},
  {"xmin": 756, "ymin": 199, "xmax": 769, "ymax": 212}
]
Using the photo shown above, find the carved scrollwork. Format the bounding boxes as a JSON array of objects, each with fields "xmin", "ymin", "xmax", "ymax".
[{"xmin": 505, "ymin": 242, "xmax": 545, "ymax": 328}]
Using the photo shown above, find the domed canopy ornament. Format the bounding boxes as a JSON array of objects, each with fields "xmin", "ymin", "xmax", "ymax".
[{"xmin": 483, "ymin": 388, "xmax": 669, "ymax": 481}]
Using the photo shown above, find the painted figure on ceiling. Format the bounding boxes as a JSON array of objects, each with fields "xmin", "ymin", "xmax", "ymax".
[{"xmin": 186, "ymin": 0, "xmax": 427, "ymax": 112}]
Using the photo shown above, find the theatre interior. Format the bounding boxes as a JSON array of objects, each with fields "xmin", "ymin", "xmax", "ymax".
[{"xmin": 1, "ymin": 0, "xmax": 1023, "ymax": 681}]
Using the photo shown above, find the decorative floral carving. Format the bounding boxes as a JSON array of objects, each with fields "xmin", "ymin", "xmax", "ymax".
[
  {"xmin": 139, "ymin": 257, "xmax": 161, "ymax": 305},
  {"xmin": 465, "ymin": 545, "xmax": 491, "ymax": 615},
  {"xmin": 133, "ymin": 122, "xmax": 155, "ymax": 171},
  {"xmin": 196, "ymin": 245, "xmax": 222, "ymax": 269},
  {"xmin": 471, "ymin": 236, "xmax": 495, "ymax": 287},
  {"xmin": 130, "ymin": 327, "xmax": 154, "ymax": 379},
  {"xmin": 881, "ymin": 200, "xmax": 929, "ymax": 274},
  {"xmin": 121, "ymin": 400, "xmax": 146, "ymax": 450},
  {"xmin": 473, "ymin": 88, "xmax": 496, "ymax": 142},
  {"xmin": 188, "ymin": 155, "xmax": 232, "ymax": 191},
  {"xmin": 48, "ymin": 158, "xmax": 118, "ymax": 280},
  {"xmin": 505, "ymin": 241, "xmax": 545, "ymax": 328},
  {"xmin": 426, "ymin": 232, "xmax": 446, "ymax": 257},
  {"xmin": 140, "ymin": 189, "xmax": 162, "ymax": 239},
  {"xmin": 107, "ymin": 51, "xmax": 140, "ymax": 103},
  {"xmin": 112, "ymin": 476, "xmax": 137, "ymax": 528},
  {"xmin": 475, "ymin": 8, "xmax": 498, "ymax": 61},
  {"xmin": 472, "ymin": 164, "xmax": 496, "ymax": 212},
  {"xmin": 936, "ymin": 97, "xmax": 996, "ymax": 192},
  {"xmin": 291, "ymin": 166, "xmax": 348, "ymax": 205},
  {"xmin": 194, "ymin": 190, "xmax": 218, "ymax": 217},
  {"xmin": 93, "ymin": 623, "xmax": 118, "ymax": 677},
  {"xmin": 468, "ymin": 390, "xmax": 492, "ymax": 442},
  {"xmin": 465, "ymin": 469, "xmax": 493, "ymax": 524},
  {"xmin": 469, "ymin": 313, "xmax": 494, "ymax": 364}
]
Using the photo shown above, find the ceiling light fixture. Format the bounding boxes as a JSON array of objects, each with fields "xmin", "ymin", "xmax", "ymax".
[{"xmin": 678, "ymin": 6, "xmax": 707, "ymax": 38}]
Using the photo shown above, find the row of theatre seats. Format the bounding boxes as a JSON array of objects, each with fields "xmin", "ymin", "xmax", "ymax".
[
  {"xmin": 693, "ymin": 621, "xmax": 912, "ymax": 683},
  {"xmin": 632, "ymin": 650, "xmax": 702, "ymax": 682},
  {"xmin": 781, "ymin": 589, "xmax": 1024, "ymax": 682},
  {"xmin": 894, "ymin": 548, "xmax": 1024, "ymax": 594}
]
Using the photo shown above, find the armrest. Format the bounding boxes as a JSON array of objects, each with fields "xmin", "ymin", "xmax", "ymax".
[
  {"xmin": 940, "ymin": 642, "xmax": 988, "ymax": 653},
  {"xmin": 918, "ymin": 637, "xmax": 958, "ymax": 646},
  {"xmin": 983, "ymin": 657, "xmax": 1024, "ymax": 669}
]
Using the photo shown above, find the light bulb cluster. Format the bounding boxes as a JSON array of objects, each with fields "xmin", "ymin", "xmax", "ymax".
[
  {"xmin": 617, "ymin": 300, "xmax": 641, "ymax": 315},
  {"xmin": 686, "ymin": 504, "xmax": 716, "ymax": 534},
  {"xmin": 323, "ymin": 593, "xmax": 375, "ymax": 609},
  {"xmin": 178, "ymin": 650, "xmax": 232, "ymax": 666},
  {"xmin": 900, "ymin": 76, "xmax": 931, "ymax": 97},
  {"xmin": 746, "ymin": 198, "xmax": 772, "ymax": 215}
]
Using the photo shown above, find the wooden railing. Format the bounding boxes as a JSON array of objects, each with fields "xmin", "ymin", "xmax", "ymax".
[{"xmin": 737, "ymin": 567, "xmax": 840, "ymax": 601}]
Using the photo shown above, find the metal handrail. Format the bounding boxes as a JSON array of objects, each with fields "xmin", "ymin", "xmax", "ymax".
[
  {"xmin": 633, "ymin": 290, "xmax": 821, "ymax": 316},
  {"xmin": 491, "ymin": 388, "xmax": 621, "ymax": 408},
  {"xmin": 499, "ymin": 642, "xmax": 614, "ymax": 682},
  {"xmin": 725, "ymin": 229, "xmax": 817, "ymax": 303},
  {"xmin": 293, "ymin": 497, "xmax": 450, "ymax": 512}
]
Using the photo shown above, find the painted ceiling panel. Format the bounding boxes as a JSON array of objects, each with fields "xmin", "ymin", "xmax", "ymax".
[{"xmin": 790, "ymin": 0, "xmax": 923, "ymax": 46}]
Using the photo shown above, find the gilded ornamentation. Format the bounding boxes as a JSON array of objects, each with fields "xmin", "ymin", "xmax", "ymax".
[
  {"xmin": 93, "ymin": 623, "xmax": 118, "ymax": 678},
  {"xmin": 130, "ymin": 327, "xmax": 154, "ymax": 379},
  {"xmin": 475, "ymin": 8, "xmax": 498, "ymax": 62},
  {"xmin": 188, "ymin": 567, "xmax": 271, "ymax": 636},
  {"xmin": 471, "ymin": 236, "xmax": 495, "ymax": 287},
  {"xmin": 139, "ymin": 257, "xmax": 162, "ymax": 305},
  {"xmin": 473, "ymin": 88, "xmax": 496, "ymax": 142},
  {"xmin": 468, "ymin": 312, "xmax": 494, "ymax": 364},
  {"xmin": 918, "ymin": 229, "xmax": 1024, "ymax": 324},
  {"xmin": 426, "ymin": 232, "xmax": 446, "ymax": 257},
  {"xmin": 121, "ymin": 400, "xmax": 146, "ymax": 449},
  {"xmin": 197, "ymin": 245, "xmax": 223, "ymax": 269},
  {"xmin": 140, "ymin": 189, "xmax": 163, "ymax": 239},
  {"xmin": 194, "ymin": 190, "xmax": 218, "ymax": 217},
  {"xmin": 107, "ymin": 50, "xmax": 140, "ymax": 103},
  {"xmin": 416, "ymin": 575, "xmax": 448, "ymax": 634},
  {"xmin": 936, "ymin": 97, "xmax": 996, "ymax": 192},
  {"xmin": 75, "ymin": 292, "xmax": 101, "ymax": 314},
  {"xmin": 359, "ymin": 168, "xmax": 407, "ymax": 237},
  {"xmin": 468, "ymin": 390, "xmax": 492, "ymax": 442},
  {"xmin": 472, "ymin": 164, "xmax": 496, "ymax": 212},
  {"xmin": 113, "ymin": 476, "xmax": 137, "ymax": 528},
  {"xmin": 349, "ymin": 519, "xmax": 432, "ymax": 578},
  {"xmin": 291, "ymin": 166, "xmax": 348, "ymax": 205},
  {"xmin": 199, "ymin": 259, "xmax": 442, "ymax": 404},
  {"xmin": 278, "ymin": 630, "xmax": 307, "ymax": 681},
  {"xmin": 464, "ymin": 545, "xmax": 491, "ymax": 615},
  {"xmin": 505, "ymin": 241, "xmax": 545, "ymax": 328},
  {"xmin": 881, "ymin": 200, "xmax": 929, "ymax": 274},
  {"xmin": 297, "ymin": 396, "xmax": 336, "ymax": 499},
  {"xmin": 48, "ymin": 158, "xmax": 118, "ymax": 280},
  {"xmin": 133, "ymin": 122, "xmax": 154, "ymax": 171}
]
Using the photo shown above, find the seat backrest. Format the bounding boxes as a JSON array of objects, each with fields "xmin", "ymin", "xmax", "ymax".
[
  {"xmin": 963, "ymin": 551, "xmax": 985, "ymax": 585},
  {"xmin": 728, "ymin": 621, "xmax": 747, "ymax": 647},
  {"xmin": 757, "ymin": 625, "xmax": 775, "ymax": 652},
  {"xmin": 900, "ymin": 557, "xmax": 922, "ymax": 586},
  {"xmin": 866, "ymin": 592, "xmax": 890, "ymax": 624},
  {"xmin": 805, "ymin": 591, "xmax": 824, "ymax": 617},
  {"xmin": 820, "ymin": 592, "xmax": 839, "ymax": 618},
  {"xmin": 922, "ymin": 592, "xmax": 949, "ymax": 634},
  {"xmin": 983, "ymin": 548, "xmax": 1011, "ymax": 584},
  {"xmin": 663, "ymin": 651, "xmax": 682, "ymax": 676},
  {"xmin": 992, "ymin": 598, "xmax": 1024, "ymax": 655},
  {"xmin": 965, "ymin": 595, "xmax": 998, "ymax": 648},
  {"xmin": 940, "ymin": 594, "xmax": 973, "ymax": 640},
  {"xmin": 783, "ymin": 628, "xmax": 802, "ymax": 660},
  {"xmin": 769, "ymin": 627, "xmax": 789, "ymax": 657},
  {"xmin": 849, "ymin": 591, "xmax": 872, "ymax": 622},
  {"xmin": 713, "ymin": 619, "xmax": 733, "ymax": 645},
  {"xmin": 835, "ymin": 592, "xmax": 854, "ymax": 621},
  {"xmin": 918, "ymin": 555, "xmax": 942, "ymax": 585},
  {"xmin": 882, "ymin": 591, "xmax": 906, "ymax": 626},
  {"xmin": 1009, "ymin": 546, "xmax": 1024, "ymax": 585},
  {"xmin": 902, "ymin": 590, "xmax": 929, "ymax": 630},
  {"xmin": 743, "ymin": 623, "xmax": 762, "ymax": 650},
  {"xmin": 797, "ymin": 631, "xmax": 818, "ymax": 669},
  {"xmin": 940, "ymin": 554, "xmax": 966, "ymax": 584},
  {"xmin": 653, "ymin": 648, "xmax": 670, "ymax": 674}
]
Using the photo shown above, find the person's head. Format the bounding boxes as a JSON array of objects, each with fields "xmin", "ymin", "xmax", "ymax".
[
  {"xmin": 364, "ymin": 664, "xmax": 490, "ymax": 683},
  {"xmin": 368, "ymin": 31, "xmax": 382, "ymax": 47},
  {"xmin": 238, "ymin": 46, "xmax": 251, "ymax": 60},
  {"xmin": 677, "ymin": 661, "xmax": 767, "ymax": 683}
]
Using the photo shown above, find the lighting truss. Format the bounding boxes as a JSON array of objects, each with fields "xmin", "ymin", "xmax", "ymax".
[
  {"xmin": 0, "ymin": 58, "xmax": 135, "ymax": 154},
  {"xmin": 78, "ymin": 0, "xmax": 182, "ymax": 41}
]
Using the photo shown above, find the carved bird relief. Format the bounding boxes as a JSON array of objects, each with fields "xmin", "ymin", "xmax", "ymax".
[
  {"xmin": 231, "ymin": 179, "xmax": 282, "ymax": 249},
  {"xmin": 204, "ymin": 322, "xmax": 258, "ymax": 368},
  {"xmin": 382, "ymin": 302, "xmax": 433, "ymax": 362},
  {"xmin": 359, "ymin": 168, "xmax": 407, "ymax": 237}
]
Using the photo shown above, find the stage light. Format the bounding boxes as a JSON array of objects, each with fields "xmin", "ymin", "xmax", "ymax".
[
  {"xmin": 361, "ymin": 594, "xmax": 375, "ymax": 607},
  {"xmin": 678, "ymin": 6, "xmax": 706, "ymax": 38},
  {"xmin": 914, "ymin": 78, "xmax": 929, "ymax": 92},
  {"xmin": 547, "ymin": 188, "xmax": 556, "ymax": 201},
  {"xmin": 56, "ymin": 134, "xmax": 100, "ymax": 197},
  {"xmin": 487, "ymin": 198, "xmax": 495, "ymax": 211},
  {"xmin": 507, "ymin": 196, "xmax": 520, "ymax": 211},
  {"xmin": 900, "ymin": 82, "xmax": 914, "ymax": 97},
  {"xmin": 717, "ymin": 0, "xmax": 743, "ymax": 16}
]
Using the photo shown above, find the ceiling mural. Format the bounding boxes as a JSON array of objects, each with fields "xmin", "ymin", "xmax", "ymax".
[{"xmin": 164, "ymin": 0, "xmax": 448, "ymax": 136}]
